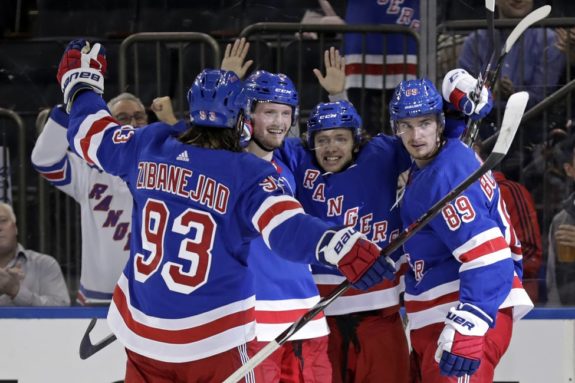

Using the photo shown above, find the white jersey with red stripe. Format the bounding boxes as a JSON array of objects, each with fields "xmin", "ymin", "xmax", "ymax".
[
  {"xmin": 343, "ymin": 0, "xmax": 419, "ymax": 89},
  {"xmin": 250, "ymin": 158, "xmax": 329, "ymax": 341},
  {"xmin": 31, "ymin": 106, "xmax": 131, "ymax": 304},
  {"xmin": 400, "ymin": 139, "xmax": 533, "ymax": 331},
  {"xmin": 67, "ymin": 91, "xmax": 333, "ymax": 363},
  {"xmin": 277, "ymin": 136, "xmax": 411, "ymax": 316}
]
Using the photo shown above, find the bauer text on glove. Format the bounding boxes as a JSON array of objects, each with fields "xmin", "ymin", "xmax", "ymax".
[
  {"xmin": 316, "ymin": 227, "xmax": 396, "ymax": 290},
  {"xmin": 57, "ymin": 39, "xmax": 107, "ymax": 112}
]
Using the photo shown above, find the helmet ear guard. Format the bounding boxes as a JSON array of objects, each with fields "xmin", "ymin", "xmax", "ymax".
[
  {"xmin": 239, "ymin": 114, "xmax": 253, "ymax": 147},
  {"xmin": 306, "ymin": 100, "xmax": 362, "ymax": 148}
]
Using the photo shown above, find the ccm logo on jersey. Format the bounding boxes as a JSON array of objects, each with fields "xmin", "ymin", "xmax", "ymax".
[
  {"xmin": 62, "ymin": 71, "xmax": 102, "ymax": 89},
  {"xmin": 446, "ymin": 312, "xmax": 475, "ymax": 331}
]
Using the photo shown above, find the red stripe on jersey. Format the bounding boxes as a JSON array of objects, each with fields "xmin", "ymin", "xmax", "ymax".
[
  {"xmin": 512, "ymin": 275, "xmax": 524, "ymax": 289},
  {"xmin": 256, "ymin": 200, "xmax": 302, "ymax": 232},
  {"xmin": 80, "ymin": 116, "xmax": 117, "ymax": 165},
  {"xmin": 459, "ymin": 236, "xmax": 508, "ymax": 263},
  {"xmin": 404, "ymin": 291, "xmax": 460, "ymax": 313},
  {"xmin": 256, "ymin": 308, "xmax": 324, "ymax": 324},
  {"xmin": 345, "ymin": 63, "xmax": 418, "ymax": 76},
  {"xmin": 42, "ymin": 169, "xmax": 65, "ymax": 181},
  {"xmin": 317, "ymin": 276, "xmax": 400, "ymax": 298},
  {"xmin": 113, "ymin": 286, "xmax": 254, "ymax": 344}
]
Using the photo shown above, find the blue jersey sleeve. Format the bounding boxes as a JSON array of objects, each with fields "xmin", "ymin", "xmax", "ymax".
[{"xmin": 67, "ymin": 91, "xmax": 140, "ymax": 180}]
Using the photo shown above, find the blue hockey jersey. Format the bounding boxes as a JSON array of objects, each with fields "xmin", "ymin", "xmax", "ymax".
[
  {"xmin": 67, "ymin": 91, "xmax": 335, "ymax": 363},
  {"xmin": 278, "ymin": 135, "xmax": 411, "ymax": 315},
  {"xmin": 249, "ymin": 158, "xmax": 328, "ymax": 341},
  {"xmin": 400, "ymin": 139, "xmax": 533, "ymax": 330}
]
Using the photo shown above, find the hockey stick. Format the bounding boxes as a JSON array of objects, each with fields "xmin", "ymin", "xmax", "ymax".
[
  {"xmin": 462, "ymin": 5, "xmax": 551, "ymax": 146},
  {"xmin": 485, "ymin": 0, "xmax": 497, "ymax": 61},
  {"xmin": 223, "ymin": 92, "xmax": 529, "ymax": 383},
  {"xmin": 79, "ymin": 318, "xmax": 117, "ymax": 360}
]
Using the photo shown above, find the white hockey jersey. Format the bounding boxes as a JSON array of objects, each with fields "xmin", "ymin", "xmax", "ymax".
[{"xmin": 31, "ymin": 106, "xmax": 132, "ymax": 304}]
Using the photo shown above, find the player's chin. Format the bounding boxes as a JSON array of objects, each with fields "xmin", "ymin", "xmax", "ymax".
[{"xmin": 319, "ymin": 159, "xmax": 345, "ymax": 173}]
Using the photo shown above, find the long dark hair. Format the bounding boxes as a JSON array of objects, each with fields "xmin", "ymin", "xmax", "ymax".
[{"xmin": 178, "ymin": 120, "xmax": 243, "ymax": 153}]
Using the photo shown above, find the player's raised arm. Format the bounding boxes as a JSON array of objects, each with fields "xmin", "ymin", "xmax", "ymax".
[
  {"xmin": 221, "ymin": 37, "xmax": 253, "ymax": 80},
  {"xmin": 313, "ymin": 46, "xmax": 347, "ymax": 100},
  {"xmin": 56, "ymin": 39, "xmax": 137, "ymax": 178}
]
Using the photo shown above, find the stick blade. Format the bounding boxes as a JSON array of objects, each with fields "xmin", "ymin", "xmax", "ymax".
[
  {"xmin": 485, "ymin": 0, "xmax": 495, "ymax": 12},
  {"xmin": 492, "ymin": 91, "xmax": 529, "ymax": 156},
  {"xmin": 504, "ymin": 5, "xmax": 551, "ymax": 52}
]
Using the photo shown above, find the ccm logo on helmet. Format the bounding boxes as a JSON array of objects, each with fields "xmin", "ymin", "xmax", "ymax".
[
  {"xmin": 63, "ymin": 71, "xmax": 101, "ymax": 89},
  {"xmin": 446, "ymin": 312, "xmax": 475, "ymax": 331},
  {"xmin": 274, "ymin": 88, "xmax": 292, "ymax": 94},
  {"xmin": 319, "ymin": 113, "xmax": 337, "ymax": 120}
]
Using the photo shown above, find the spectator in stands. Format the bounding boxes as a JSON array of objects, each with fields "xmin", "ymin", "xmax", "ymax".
[
  {"xmin": 107, "ymin": 92, "xmax": 149, "ymax": 127},
  {"xmin": 343, "ymin": 0, "xmax": 420, "ymax": 136},
  {"xmin": 546, "ymin": 135, "xmax": 575, "ymax": 305},
  {"xmin": 475, "ymin": 138, "xmax": 543, "ymax": 303},
  {"xmin": 458, "ymin": 0, "xmax": 564, "ymax": 125},
  {"xmin": 0, "ymin": 202, "xmax": 69, "ymax": 306},
  {"xmin": 302, "ymin": 0, "xmax": 420, "ymax": 136},
  {"xmin": 31, "ymin": 94, "xmax": 181, "ymax": 305}
]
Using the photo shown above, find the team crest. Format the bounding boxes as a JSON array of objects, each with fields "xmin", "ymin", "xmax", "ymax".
[{"xmin": 112, "ymin": 126, "xmax": 135, "ymax": 144}]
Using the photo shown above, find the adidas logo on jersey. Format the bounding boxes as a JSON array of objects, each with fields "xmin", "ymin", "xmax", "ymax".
[{"xmin": 176, "ymin": 150, "xmax": 189, "ymax": 162}]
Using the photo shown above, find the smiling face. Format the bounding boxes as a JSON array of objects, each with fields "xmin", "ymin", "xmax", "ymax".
[
  {"xmin": 396, "ymin": 114, "xmax": 442, "ymax": 167},
  {"xmin": 247, "ymin": 102, "xmax": 293, "ymax": 158},
  {"xmin": 313, "ymin": 128, "xmax": 355, "ymax": 173}
]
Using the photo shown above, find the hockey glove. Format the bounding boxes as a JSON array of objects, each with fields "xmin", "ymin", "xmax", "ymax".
[
  {"xmin": 57, "ymin": 39, "xmax": 107, "ymax": 112},
  {"xmin": 435, "ymin": 303, "xmax": 492, "ymax": 377},
  {"xmin": 442, "ymin": 68, "xmax": 493, "ymax": 121},
  {"xmin": 316, "ymin": 227, "xmax": 395, "ymax": 290}
]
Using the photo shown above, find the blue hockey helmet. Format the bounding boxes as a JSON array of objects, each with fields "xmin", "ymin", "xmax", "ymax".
[
  {"xmin": 389, "ymin": 78, "xmax": 444, "ymax": 131},
  {"xmin": 306, "ymin": 100, "xmax": 362, "ymax": 148},
  {"xmin": 187, "ymin": 69, "xmax": 242, "ymax": 129},
  {"xmin": 238, "ymin": 70, "xmax": 299, "ymax": 128}
]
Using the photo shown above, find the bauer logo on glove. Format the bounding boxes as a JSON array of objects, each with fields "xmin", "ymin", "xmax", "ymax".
[{"xmin": 57, "ymin": 39, "xmax": 107, "ymax": 112}]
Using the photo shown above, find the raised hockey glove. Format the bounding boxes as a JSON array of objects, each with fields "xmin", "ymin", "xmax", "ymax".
[
  {"xmin": 57, "ymin": 39, "xmax": 107, "ymax": 112},
  {"xmin": 435, "ymin": 303, "xmax": 492, "ymax": 377},
  {"xmin": 316, "ymin": 227, "xmax": 395, "ymax": 290},
  {"xmin": 442, "ymin": 68, "xmax": 493, "ymax": 121}
]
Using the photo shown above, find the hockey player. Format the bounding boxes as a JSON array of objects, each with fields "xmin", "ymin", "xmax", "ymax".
[
  {"xmin": 31, "ymin": 94, "xmax": 181, "ymax": 305},
  {"xmin": 278, "ymin": 99, "xmax": 412, "ymax": 383},
  {"xmin": 390, "ymin": 73, "xmax": 533, "ymax": 381},
  {"xmin": 57, "ymin": 39, "xmax": 394, "ymax": 382},
  {"xmin": 239, "ymin": 70, "xmax": 333, "ymax": 382}
]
